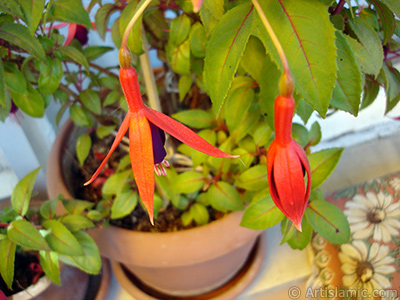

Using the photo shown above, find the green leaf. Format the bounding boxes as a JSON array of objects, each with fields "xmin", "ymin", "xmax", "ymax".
[
  {"xmin": 254, "ymin": 0, "xmax": 337, "ymax": 117},
  {"xmin": 167, "ymin": 39, "xmax": 191, "ymax": 75},
  {"xmin": 346, "ymin": 17, "xmax": 384, "ymax": 77},
  {"xmin": 82, "ymin": 46, "xmax": 114, "ymax": 61},
  {"xmin": 42, "ymin": 220, "xmax": 84, "ymax": 256},
  {"xmin": 189, "ymin": 23, "xmax": 207, "ymax": 58},
  {"xmin": 296, "ymin": 99, "xmax": 314, "ymax": 125},
  {"xmin": 170, "ymin": 14, "xmax": 191, "ymax": 46},
  {"xmin": 181, "ymin": 211, "xmax": 193, "ymax": 226},
  {"xmin": 307, "ymin": 122, "xmax": 322, "ymax": 147},
  {"xmin": 381, "ymin": 0, "xmax": 400, "ymax": 19},
  {"xmin": 63, "ymin": 231, "xmax": 101, "ymax": 274},
  {"xmin": 234, "ymin": 164, "xmax": 268, "ymax": 192},
  {"xmin": 96, "ymin": 125, "xmax": 116, "ymax": 139},
  {"xmin": 190, "ymin": 203, "xmax": 209, "ymax": 226},
  {"xmin": 172, "ymin": 109, "xmax": 214, "ymax": 129},
  {"xmin": 76, "ymin": 133, "xmax": 91, "ymax": 166},
  {"xmin": 102, "ymin": 170, "xmax": 131, "ymax": 196},
  {"xmin": 4, "ymin": 62, "xmax": 27, "ymax": 93},
  {"xmin": 61, "ymin": 214, "xmax": 95, "ymax": 232},
  {"xmin": 86, "ymin": 210, "xmax": 103, "ymax": 222},
  {"xmin": 178, "ymin": 74, "xmax": 192, "ymax": 102},
  {"xmin": 95, "ymin": 4, "xmax": 116, "ymax": 40},
  {"xmin": 80, "ymin": 90, "xmax": 101, "ymax": 115},
  {"xmin": 0, "ymin": 0, "xmax": 25, "ymax": 20},
  {"xmin": 258, "ymin": 55, "xmax": 280, "ymax": 128},
  {"xmin": 0, "ymin": 59, "xmax": 6, "ymax": 107},
  {"xmin": 11, "ymin": 167, "xmax": 41, "ymax": 216},
  {"xmin": 8, "ymin": 219, "xmax": 51, "ymax": 251},
  {"xmin": 39, "ymin": 251, "xmax": 60, "ymax": 285},
  {"xmin": 251, "ymin": 120, "xmax": 273, "ymax": 148},
  {"xmin": 240, "ymin": 36, "xmax": 266, "ymax": 83},
  {"xmin": 191, "ymin": 130, "xmax": 216, "ymax": 168},
  {"xmin": 52, "ymin": 0, "xmax": 92, "ymax": 29},
  {"xmin": 103, "ymin": 90, "xmax": 121, "ymax": 107},
  {"xmin": 204, "ymin": 3, "xmax": 254, "ymax": 115},
  {"xmin": 10, "ymin": 84, "xmax": 45, "ymax": 118},
  {"xmin": 330, "ymin": 31, "xmax": 362, "ymax": 116},
  {"xmin": 280, "ymin": 217, "xmax": 313, "ymax": 250},
  {"xmin": 232, "ymin": 104, "xmax": 260, "ymax": 141},
  {"xmin": 58, "ymin": 46, "xmax": 90, "ymax": 73},
  {"xmin": 240, "ymin": 195, "xmax": 284, "ymax": 230},
  {"xmin": 111, "ymin": 190, "xmax": 138, "ymax": 219},
  {"xmin": 0, "ymin": 24, "xmax": 46, "ymax": 62},
  {"xmin": 361, "ymin": 77, "xmax": 380, "ymax": 109},
  {"xmin": 381, "ymin": 63, "xmax": 400, "ymax": 113},
  {"xmin": 40, "ymin": 198, "xmax": 59, "ymax": 219},
  {"xmin": 309, "ymin": 148, "xmax": 343, "ymax": 189},
  {"xmin": 38, "ymin": 58, "xmax": 63, "ymax": 95},
  {"xmin": 120, "ymin": 0, "xmax": 143, "ymax": 55},
  {"xmin": 69, "ymin": 103, "xmax": 93, "ymax": 128},
  {"xmin": 367, "ymin": 0, "xmax": 395, "ymax": 45},
  {"xmin": 306, "ymin": 200, "xmax": 350, "ymax": 244},
  {"xmin": 209, "ymin": 181, "xmax": 244, "ymax": 212},
  {"xmin": 111, "ymin": 16, "xmax": 121, "ymax": 48},
  {"xmin": 199, "ymin": 0, "xmax": 224, "ymax": 33},
  {"xmin": 18, "ymin": 0, "xmax": 45, "ymax": 35},
  {"xmin": 171, "ymin": 171, "xmax": 204, "ymax": 194},
  {"xmin": 224, "ymin": 76, "xmax": 255, "ymax": 132},
  {"xmin": 61, "ymin": 198, "xmax": 94, "ymax": 214},
  {"xmin": 0, "ymin": 237, "xmax": 16, "ymax": 289}
]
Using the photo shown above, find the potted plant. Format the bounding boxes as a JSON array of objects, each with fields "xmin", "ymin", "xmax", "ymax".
[
  {"xmin": 0, "ymin": 168, "xmax": 110, "ymax": 299},
  {"xmin": 1, "ymin": 0, "xmax": 399, "ymax": 298}
]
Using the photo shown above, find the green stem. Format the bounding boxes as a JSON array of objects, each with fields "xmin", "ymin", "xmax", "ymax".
[
  {"xmin": 121, "ymin": 0, "xmax": 153, "ymax": 51},
  {"xmin": 251, "ymin": 0, "xmax": 289, "ymax": 75}
]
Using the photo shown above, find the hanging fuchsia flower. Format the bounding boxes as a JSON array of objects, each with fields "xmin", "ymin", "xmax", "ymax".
[
  {"xmin": 85, "ymin": 47, "xmax": 238, "ymax": 224},
  {"xmin": 267, "ymin": 74, "xmax": 311, "ymax": 231}
]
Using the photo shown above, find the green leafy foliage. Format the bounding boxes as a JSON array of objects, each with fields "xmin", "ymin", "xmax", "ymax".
[
  {"xmin": 240, "ymin": 194, "xmax": 284, "ymax": 230},
  {"xmin": 309, "ymin": 148, "xmax": 343, "ymax": 189},
  {"xmin": 52, "ymin": 0, "xmax": 92, "ymax": 29},
  {"xmin": 306, "ymin": 200, "xmax": 350, "ymax": 244},
  {"xmin": 76, "ymin": 133, "xmax": 92, "ymax": 166},
  {"xmin": 7, "ymin": 220, "xmax": 51, "ymax": 251},
  {"xmin": 254, "ymin": 0, "xmax": 337, "ymax": 117},
  {"xmin": 0, "ymin": 23, "xmax": 46, "ymax": 62},
  {"xmin": 172, "ymin": 109, "xmax": 214, "ymax": 129},
  {"xmin": 39, "ymin": 251, "xmax": 61, "ymax": 285},
  {"xmin": 204, "ymin": 3, "xmax": 254, "ymax": 115},
  {"xmin": 11, "ymin": 167, "xmax": 41, "ymax": 216},
  {"xmin": 42, "ymin": 220, "xmax": 84, "ymax": 256},
  {"xmin": 0, "ymin": 236, "xmax": 16, "ymax": 289}
]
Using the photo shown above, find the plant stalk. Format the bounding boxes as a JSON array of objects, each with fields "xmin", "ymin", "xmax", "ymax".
[
  {"xmin": 251, "ymin": 0, "xmax": 290, "ymax": 75},
  {"xmin": 121, "ymin": 0, "xmax": 153, "ymax": 51}
]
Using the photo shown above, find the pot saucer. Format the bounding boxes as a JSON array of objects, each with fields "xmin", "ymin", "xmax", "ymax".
[{"xmin": 112, "ymin": 231, "xmax": 267, "ymax": 300}]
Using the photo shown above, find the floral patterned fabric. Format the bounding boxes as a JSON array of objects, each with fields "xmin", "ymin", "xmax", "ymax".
[{"xmin": 309, "ymin": 172, "xmax": 400, "ymax": 300}]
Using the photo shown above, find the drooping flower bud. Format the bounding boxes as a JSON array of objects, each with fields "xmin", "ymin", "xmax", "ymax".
[{"xmin": 267, "ymin": 75, "xmax": 311, "ymax": 231}]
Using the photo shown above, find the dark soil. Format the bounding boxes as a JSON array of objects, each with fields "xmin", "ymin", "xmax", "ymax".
[
  {"xmin": 0, "ymin": 251, "xmax": 41, "ymax": 296},
  {"xmin": 70, "ymin": 132, "xmax": 226, "ymax": 233}
]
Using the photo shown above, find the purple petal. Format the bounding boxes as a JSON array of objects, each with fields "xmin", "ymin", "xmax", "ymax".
[
  {"xmin": 149, "ymin": 121, "xmax": 166, "ymax": 164},
  {"xmin": 74, "ymin": 25, "xmax": 89, "ymax": 46}
]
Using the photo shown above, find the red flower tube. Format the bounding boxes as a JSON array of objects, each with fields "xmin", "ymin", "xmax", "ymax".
[{"xmin": 267, "ymin": 75, "xmax": 311, "ymax": 231}]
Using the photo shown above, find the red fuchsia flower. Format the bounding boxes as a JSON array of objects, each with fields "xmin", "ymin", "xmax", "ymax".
[
  {"xmin": 267, "ymin": 74, "xmax": 311, "ymax": 231},
  {"xmin": 0, "ymin": 290, "xmax": 6, "ymax": 300},
  {"xmin": 85, "ymin": 48, "xmax": 238, "ymax": 224}
]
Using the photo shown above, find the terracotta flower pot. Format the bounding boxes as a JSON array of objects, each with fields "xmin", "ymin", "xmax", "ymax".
[{"xmin": 47, "ymin": 119, "xmax": 264, "ymax": 297}]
